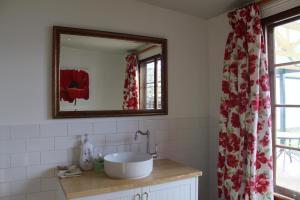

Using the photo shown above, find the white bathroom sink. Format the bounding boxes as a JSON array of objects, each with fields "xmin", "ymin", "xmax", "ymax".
[{"xmin": 104, "ymin": 152, "xmax": 153, "ymax": 179}]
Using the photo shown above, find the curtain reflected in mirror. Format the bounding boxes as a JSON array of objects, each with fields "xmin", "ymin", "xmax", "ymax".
[{"xmin": 122, "ymin": 54, "xmax": 138, "ymax": 110}]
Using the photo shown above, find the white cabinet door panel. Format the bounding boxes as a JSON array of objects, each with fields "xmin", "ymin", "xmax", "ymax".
[
  {"xmin": 70, "ymin": 177, "xmax": 199, "ymax": 200},
  {"xmin": 148, "ymin": 178, "xmax": 198, "ymax": 200}
]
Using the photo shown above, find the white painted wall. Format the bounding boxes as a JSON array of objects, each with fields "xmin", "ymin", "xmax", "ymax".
[
  {"xmin": 207, "ymin": 13, "xmax": 230, "ymax": 200},
  {"xmin": 0, "ymin": 0, "xmax": 208, "ymax": 124},
  {"xmin": 60, "ymin": 46, "xmax": 125, "ymax": 111},
  {"xmin": 0, "ymin": 0, "xmax": 209, "ymax": 199}
]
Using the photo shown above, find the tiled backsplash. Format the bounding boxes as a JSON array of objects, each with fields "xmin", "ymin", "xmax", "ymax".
[{"xmin": 0, "ymin": 117, "xmax": 208, "ymax": 200}]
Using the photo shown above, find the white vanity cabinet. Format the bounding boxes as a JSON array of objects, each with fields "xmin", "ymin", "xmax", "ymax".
[{"xmin": 72, "ymin": 177, "xmax": 198, "ymax": 200}]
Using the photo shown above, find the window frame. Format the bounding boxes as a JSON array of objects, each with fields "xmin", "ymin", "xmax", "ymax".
[
  {"xmin": 138, "ymin": 54, "xmax": 162, "ymax": 110},
  {"xmin": 262, "ymin": 6, "xmax": 300, "ymax": 199}
]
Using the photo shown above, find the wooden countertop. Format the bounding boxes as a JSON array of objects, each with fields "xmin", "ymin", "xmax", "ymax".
[{"xmin": 59, "ymin": 159, "xmax": 202, "ymax": 199}]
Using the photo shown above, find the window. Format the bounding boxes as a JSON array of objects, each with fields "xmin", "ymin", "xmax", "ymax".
[
  {"xmin": 264, "ymin": 6, "xmax": 300, "ymax": 199},
  {"xmin": 139, "ymin": 55, "xmax": 162, "ymax": 110}
]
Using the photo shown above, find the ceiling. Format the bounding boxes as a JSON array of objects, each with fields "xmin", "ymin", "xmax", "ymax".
[
  {"xmin": 136, "ymin": 0, "xmax": 253, "ymax": 19},
  {"xmin": 61, "ymin": 34, "xmax": 150, "ymax": 53}
]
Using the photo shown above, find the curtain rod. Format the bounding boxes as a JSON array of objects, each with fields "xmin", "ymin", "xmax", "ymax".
[
  {"xmin": 255, "ymin": 0, "xmax": 272, "ymax": 6},
  {"xmin": 234, "ymin": 0, "xmax": 272, "ymax": 12}
]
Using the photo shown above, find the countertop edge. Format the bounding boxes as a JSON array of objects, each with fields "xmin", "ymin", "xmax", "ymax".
[{"xmin": 64, "ymin": 172, "xmax": 202, "ymax": 199}]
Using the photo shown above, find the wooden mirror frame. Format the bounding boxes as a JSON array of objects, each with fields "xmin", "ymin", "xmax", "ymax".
[{"xmin": 52, "ymin": 26, "xmax": 168, "ymax": 118}]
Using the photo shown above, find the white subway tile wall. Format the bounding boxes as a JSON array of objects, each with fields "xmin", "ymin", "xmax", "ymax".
[
  {"xmin": 0, "ymin": 127, "xmax": 10, "ymax": 141},
  {"xmin": 0, "ymin": 141, "xmax": 26, "ymax": 155},
  {"xmin": 93, "ymin": 121, "xmax": 116, "ymax": 134},
  {"xmin": 11, "ymin": 153, "xmax": 40, "ymax": 167},
  {"xmin": 11, "ymin": 125, "xmax": 39, "ymax": 140},
  {"xmin": 0, "ymin": 117, "xmax": 208, "ymax": 200},
  {"xmin": 67, "ymin": 122, "xmax": 93, "ymax": 136},
  {"xmin": 26, "ymin": 138, "xmax": 54, "ymax": 152},
  {"xmin": 40, "ymin": 123, "xmax": 67, "ymax": 137},
  {"xmin": 0, "ymin": 156, "xmax": 10, "ymax": 169}
]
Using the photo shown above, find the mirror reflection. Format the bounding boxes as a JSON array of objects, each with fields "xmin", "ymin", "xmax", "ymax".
[{"xmin": 59, "ymin": 34, "xmax": 163, "ymax": 111}]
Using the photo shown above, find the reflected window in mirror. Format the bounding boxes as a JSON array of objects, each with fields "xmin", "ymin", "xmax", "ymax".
[{"xmin": 139, "ymin": 55, "xmax": 162, "ymax": 110}]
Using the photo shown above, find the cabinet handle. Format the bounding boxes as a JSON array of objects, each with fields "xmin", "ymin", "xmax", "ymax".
[
  {"xmin": 142, "ymin": 192, "xmax": 149, "ymax": 200},
  {"xmin": 134, "ymin": 193, "xmax": 141, "ymax": 200}
]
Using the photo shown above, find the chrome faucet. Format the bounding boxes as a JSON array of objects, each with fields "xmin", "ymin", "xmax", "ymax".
[{"xmin": 134, "ymin": 130, "xmax": 158, "ymax": 159}]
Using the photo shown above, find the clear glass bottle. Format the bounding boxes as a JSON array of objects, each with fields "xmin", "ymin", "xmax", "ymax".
[{"xmin": 79, "ymin": 134, "xmax": 94, "ymax": 171}]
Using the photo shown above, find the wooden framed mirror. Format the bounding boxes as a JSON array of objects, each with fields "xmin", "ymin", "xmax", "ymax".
[{"xmin": 52, "ymin": 26, "xmax": 167, "ymax": 118}]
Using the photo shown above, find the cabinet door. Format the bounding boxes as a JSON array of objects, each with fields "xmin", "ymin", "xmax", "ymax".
[
  {"xmin": 73, "ymin": 188, "xmax": 141, "ymax": 200},
  {"xmin": 146, "ymin": 177, "xmax": 198, "ymax": 200}
]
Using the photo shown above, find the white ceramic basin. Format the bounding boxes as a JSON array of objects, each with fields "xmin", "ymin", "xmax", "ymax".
[{"xmin": 104, "ymin": 152, "xmax": 153, "ymax": 179}]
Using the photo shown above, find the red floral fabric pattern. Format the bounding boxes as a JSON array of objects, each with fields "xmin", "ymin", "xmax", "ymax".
[
  {"xmin": 218, "ymin": 4, "xmax": 273, "ymax": 200},
  {"xmin": 123, "ymin": 54, "xmax": 138, "ymax": 110},
  {"xmin": 60, "ymin": 69, "xmax": 89, "ymax": 103}
]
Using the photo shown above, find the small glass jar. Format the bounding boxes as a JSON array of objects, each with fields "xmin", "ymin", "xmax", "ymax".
[{"xmin": 94, "ymin": 153, "xmax": 104, "ymax": 173}]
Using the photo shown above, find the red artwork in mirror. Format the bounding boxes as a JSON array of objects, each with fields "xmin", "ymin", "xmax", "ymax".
[{"xmin": 60, "ymin": 69, "xmax": 89, "ymax": 103}]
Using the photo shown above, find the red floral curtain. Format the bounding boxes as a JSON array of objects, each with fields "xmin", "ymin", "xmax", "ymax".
[
  {"xmin": 123, "ymin": 54, "xmax": 138, "ymax": 110},
  {"xmin": 218, "ymin": 4, "xmax": 273, "ymax": 200}
]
